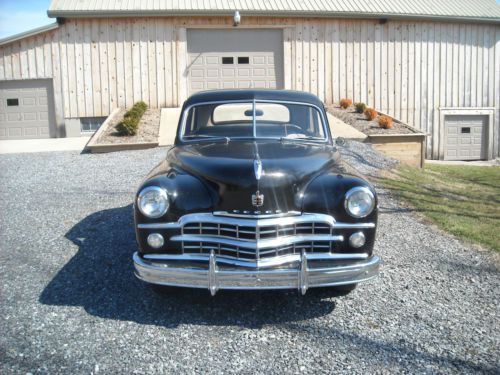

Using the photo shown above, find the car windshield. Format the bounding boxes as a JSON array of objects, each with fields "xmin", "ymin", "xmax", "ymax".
[{"xmin": 181, "ymin": 101, "xmax": 327, "ymax": 141}]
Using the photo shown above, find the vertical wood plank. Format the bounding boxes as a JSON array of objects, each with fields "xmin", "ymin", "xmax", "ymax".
[
  {"xmin": 3, "ymin": 44, "xmax": 13, "ymax": 79},
  {"xmin": 19, "ymin": 39, "xmax": 29, "ymax": 78},
  {"xmin": 324, "ymin": 22, "xmax": 332, "ymax": 103},
  {"xmin": 346, "ymin": 21, "xmax": 354, "ymax": 100},
  {"xmin": 401, "ymin": 24, "xmax": 408, "ymax": 123},
  {"xmin": 317, "ymin": 21, "xmax": 325, "ymax": 101},
  {"xmin": 177, "ymin": 26, "xmax": 188, "ymax": 104},
  {"xmin": 148, "ymin": 19, "xmax": 157, "ymax": 108},
  {"xmin": 131, "ymin": 18, "xmax": 142, "ymax": 104},
  {"xmin": 155, "ymin": 19, "xmax": 166, "ymax": 108},
  {"xmin": 107, "ymin": 20, "xmax": 118, "ymax": 111},
  {"xmin": 413, "ymin": 22, "xmax": 421, "ymax": 131},
  {"xmin": 139, "ymin": 18, "xmax": 149, "ymax": 104},
  {"xmin": 407, "ymin": 23, "xmax": 415, "ymax": 126},
  {"xmin": 367, "ymin": 21, "xmax": 375, "ymax": 107},
  {"xmin": 99, "ymin": 20, "xmax": 110, "ymax": 115},
  {"xmin": 332, "ymin": 20, "xmax": 340, "ymax": 102},
  {"xmin": 35, "ymin": 36, "xmax": 45, "ymax": 77},
  {"xmin": 295, "ymin": 22, "xmax": 303, "ymax": 91},
  {"xmin": 51, "ymin": 31, "xmax": 64, "ymax": 135},
  {"xmin": 494, "ymin": 27, "xmax": 499, "ymax": 157},
  {"xmin": 302, "ymin": 22, "xmax": 310, "ymax": 93},
  {"xmin": 90, "ymin": 19, "xmax": 100, "ymax": 116},
  {"xmin": 433, "ymin": 24, "xmax": 442, "ymax": 159},
  {"xmin": 58, "ymin": 24, "xmax": 71, "ymax": 118}
]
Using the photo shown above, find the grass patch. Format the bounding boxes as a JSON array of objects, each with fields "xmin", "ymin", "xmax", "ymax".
[{"xmin": 376, "ymin": 164, "xmax": 500, "ymax": 252}]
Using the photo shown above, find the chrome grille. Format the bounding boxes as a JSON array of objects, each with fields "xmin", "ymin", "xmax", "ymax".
[{"xmin": 175, "ymin": 214, "xmax": 342, "ymax": 260}]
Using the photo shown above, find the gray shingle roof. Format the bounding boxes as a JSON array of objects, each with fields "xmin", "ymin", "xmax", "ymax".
[{"xmin": 47, "ymin": 0, "xmax": 500, "ymax": 23}]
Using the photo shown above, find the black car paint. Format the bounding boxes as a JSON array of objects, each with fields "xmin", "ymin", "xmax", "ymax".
[{"xmin": 134, "ymin": 90, "xmax": 377, "ymax": 257}]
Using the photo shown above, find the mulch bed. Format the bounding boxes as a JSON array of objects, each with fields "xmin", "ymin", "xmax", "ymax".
[
  {"xmin": 326, "ymin": 104, "xmax": 416, "ymax": 135},
  {"xmin": 96, "ymin": 109, "xmax": 161, "ymax": 144}
]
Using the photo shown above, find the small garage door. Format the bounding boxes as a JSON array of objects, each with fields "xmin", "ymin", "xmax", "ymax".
[
  {"xmin": 444, "ymin": 115, "xmax": 487, "ymax": 160},
  {"xmin": 0, "ymin": 79, "xmax": 55, "ymax": 139},
  {"xmin": 187, "ymin": 29, "xmax": 284, "ymax": 95}
]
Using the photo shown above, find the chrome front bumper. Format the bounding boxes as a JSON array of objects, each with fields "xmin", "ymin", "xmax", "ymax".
[{"xmin": 133, "ymin": 251, "xmax": 380, "ymax": 295}]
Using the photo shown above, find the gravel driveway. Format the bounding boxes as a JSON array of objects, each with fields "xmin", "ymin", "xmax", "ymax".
[{"xmin": 0, "ymin": 144, "xmax": 498, "ymax": 374}]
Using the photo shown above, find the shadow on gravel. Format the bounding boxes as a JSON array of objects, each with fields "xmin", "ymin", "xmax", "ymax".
[
  {"xmin": 283, "ymin": 324, "xmax": 498, "ymax": 374},
  {"xmin": 39, "ymin": 205, "xmax": 337, "ymax": 328}
]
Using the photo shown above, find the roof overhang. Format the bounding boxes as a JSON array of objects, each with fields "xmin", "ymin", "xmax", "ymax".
[
  {"xmin": 0, "ymin": 22, "xmax": 59, "ymax": 47},
  {"xmin": 46, "ymin": 10, "xmax": 500, "ymax": 25}
]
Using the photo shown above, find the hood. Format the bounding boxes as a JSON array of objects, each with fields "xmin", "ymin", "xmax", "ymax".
[{"xmin": 167, "ymin": 140, "xmax": 341, "ymax": 213}]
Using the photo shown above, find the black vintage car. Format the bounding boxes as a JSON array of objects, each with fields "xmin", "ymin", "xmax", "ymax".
[{"xmin": 133, "ymin": 90, "xmax": 380, "ymax": 295}]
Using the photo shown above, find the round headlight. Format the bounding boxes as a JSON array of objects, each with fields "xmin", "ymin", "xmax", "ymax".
[
  {"xmin": 137, "ymin": 186, "xmax": 169, "ymax": 218},
  {"xmin": 344, "ymin": 187, "xmax": 375, "ymax": 218}
]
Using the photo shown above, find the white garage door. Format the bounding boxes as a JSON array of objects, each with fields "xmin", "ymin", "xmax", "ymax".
[
  {"xmin": 444, "ymin": 115, "xmax": 487, "ymax": 160},
  {"xmin": 0, "ymin": 79, "xmax": 54, "ymax": 139},
  {"xmin": 187, "ymin": 29, "xmax": 284, "ymax": 95}
]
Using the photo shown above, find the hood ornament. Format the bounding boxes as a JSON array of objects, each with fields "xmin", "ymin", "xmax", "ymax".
[
  {"xmin": 252, "ymin": 190, "xmax": 264, "ymax": 207},
  {"xmin": 254, "ymin": 158, "xmax": 263, "ymax": 180}
]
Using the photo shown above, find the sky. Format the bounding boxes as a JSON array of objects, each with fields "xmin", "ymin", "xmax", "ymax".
[{"xmin": 0, "ymin": 0, "xmax": 52, "ymax": 39}]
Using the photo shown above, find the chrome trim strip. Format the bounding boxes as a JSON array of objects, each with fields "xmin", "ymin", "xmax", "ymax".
[
  {"xmin": 299, "ymin": 250, "xmax": 308, "ymax": 295},
  {"xmin": 213, "ymin": 210, "xmax": 301, "ymax": 218},
  {"xmin": 142, "ymin": 252, "xmax": 369, "ymax": 268},
  {"xmin": 209, "ymin": 250, "xmax": 218, "ymax": 296},
  {"xmin": 170, "ymin": 234, "xmax": 344, "ymax": 250},
  {"xmin": 133, "ymin": 252, "xmax": 380, "ymax": 294},
  {"xmin": 137, "ymin": 212, "xmax": 375, "ymax": 230}
]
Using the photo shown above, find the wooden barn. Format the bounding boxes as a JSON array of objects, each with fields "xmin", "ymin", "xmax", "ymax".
[{"xmin": 0, "ymin": 0, "xmax": 499, "ymax": 160}]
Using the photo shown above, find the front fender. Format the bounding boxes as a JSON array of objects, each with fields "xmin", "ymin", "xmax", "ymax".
[{"xmin": 302, "ymin": 172, "xmax": 377, "ymax": 223}]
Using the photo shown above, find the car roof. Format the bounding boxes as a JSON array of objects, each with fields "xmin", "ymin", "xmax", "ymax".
[{"xmin": 182, "ymin": 89, "xmax": 324, "ymax": 108}]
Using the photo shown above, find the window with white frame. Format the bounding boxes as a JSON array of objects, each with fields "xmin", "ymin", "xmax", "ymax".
[{"xmin": 80, "ymin": 117, "xmax": 106, "ymax": 133}]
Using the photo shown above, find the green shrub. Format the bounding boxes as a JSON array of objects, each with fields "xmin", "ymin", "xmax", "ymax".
[
  {"xmin": 115, "ymin": 101, "xmax": 148, "ymax": 136},
  {"xmin": 355, "ymin": 102, "xmax": 367, "ymax": 113},
  {"xmin": 116, "ymin": 116, "xmax": 139, "ymax": 136}
]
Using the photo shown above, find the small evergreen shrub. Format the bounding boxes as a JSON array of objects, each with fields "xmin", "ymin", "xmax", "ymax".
[
  {"xmin": 115, "ymin": 101, "xmax": 148, "ymax": 136},
  {"xmin": 378, "ymin": 115, "xmax": 393, "ymax": 129},
  {"xmin": 364, "ymin": 108, "xmax": 378, "ymax": 121},
  {"xmin": 355, "ymin": 102, "xmax": 367, "ymax": 113},
  {"xmin": 339, "ymin": 98, "xmax": 353, "ymax": 109}
]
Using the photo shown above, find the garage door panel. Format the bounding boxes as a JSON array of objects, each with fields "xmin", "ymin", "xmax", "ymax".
[
  {"xmin": 0, "ymin": 79, "xmax": 54, "ymax": 139},
  {"xmin": 444, "ymin": 115, "xmax": 487, "ymax": 161},
  {"xmin": 187, "ymin": 29, "xmax": 283, "ymax": 95}
]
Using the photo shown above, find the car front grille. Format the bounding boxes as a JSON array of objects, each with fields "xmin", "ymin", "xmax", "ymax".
[{"xmin": 171, "ymin": 213, "xmax": 343, "ymax": 261}]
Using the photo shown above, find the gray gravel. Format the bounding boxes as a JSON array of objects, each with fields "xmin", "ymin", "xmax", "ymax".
[{"xmin": 0, "ymin": 143, "xmax": 499, "ymax": 374}]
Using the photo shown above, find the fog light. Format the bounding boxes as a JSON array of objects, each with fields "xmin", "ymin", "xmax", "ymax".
[
  {"xmin": 147, "ymin": 233, "xmax": 164, "ymax": 249},
  {"xmin": 349, "ymin": 232, "xmax": 366, "ymax": 248}
]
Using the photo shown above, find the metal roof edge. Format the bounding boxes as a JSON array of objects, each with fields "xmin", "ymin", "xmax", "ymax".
[
  {"xmin": 47, "ymin": 10, "xmax": 500, "ymax": 24},
  {"xmin": 0, "ymin": 22, "xmax": 60, "ymax": 47}
]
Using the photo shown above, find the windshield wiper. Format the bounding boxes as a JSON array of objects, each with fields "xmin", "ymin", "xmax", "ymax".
[{"xmin": 183, "ymin": 135, "xmax": 230, "ymax": 143}]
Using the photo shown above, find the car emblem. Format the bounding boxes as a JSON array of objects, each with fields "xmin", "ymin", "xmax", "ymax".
[
  {"xmin": 252, "ymin": 190, "xmax": 264, "ymax": 207},
  {"xmin": 254, "ymin": 159, "xmax": 263, "ymax": 180}
]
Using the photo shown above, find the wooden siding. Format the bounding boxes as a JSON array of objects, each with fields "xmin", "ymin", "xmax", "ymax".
[{"xmin": 0, "ymin": 17, "xmax": 499, "ymax": 158}]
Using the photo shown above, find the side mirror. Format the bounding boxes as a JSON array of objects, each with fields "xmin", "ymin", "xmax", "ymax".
[{"xmin": 335, "ymin": 137, "xmax": 346, "ymax": 146}]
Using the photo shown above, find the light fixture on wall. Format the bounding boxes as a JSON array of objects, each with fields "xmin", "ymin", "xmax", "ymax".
[{"xmin": 233, "ymin": 11, "xmax": 241, "ymax": 26}]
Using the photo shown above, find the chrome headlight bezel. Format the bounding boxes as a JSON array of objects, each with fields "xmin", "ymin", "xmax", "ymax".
[
  {"xmin": 344, "ymin": 186, "xmax": 375, "ymax": 219},
  {"xmin": 137, "ymin": 186, "xmax": 169, "ymax": 218}
]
